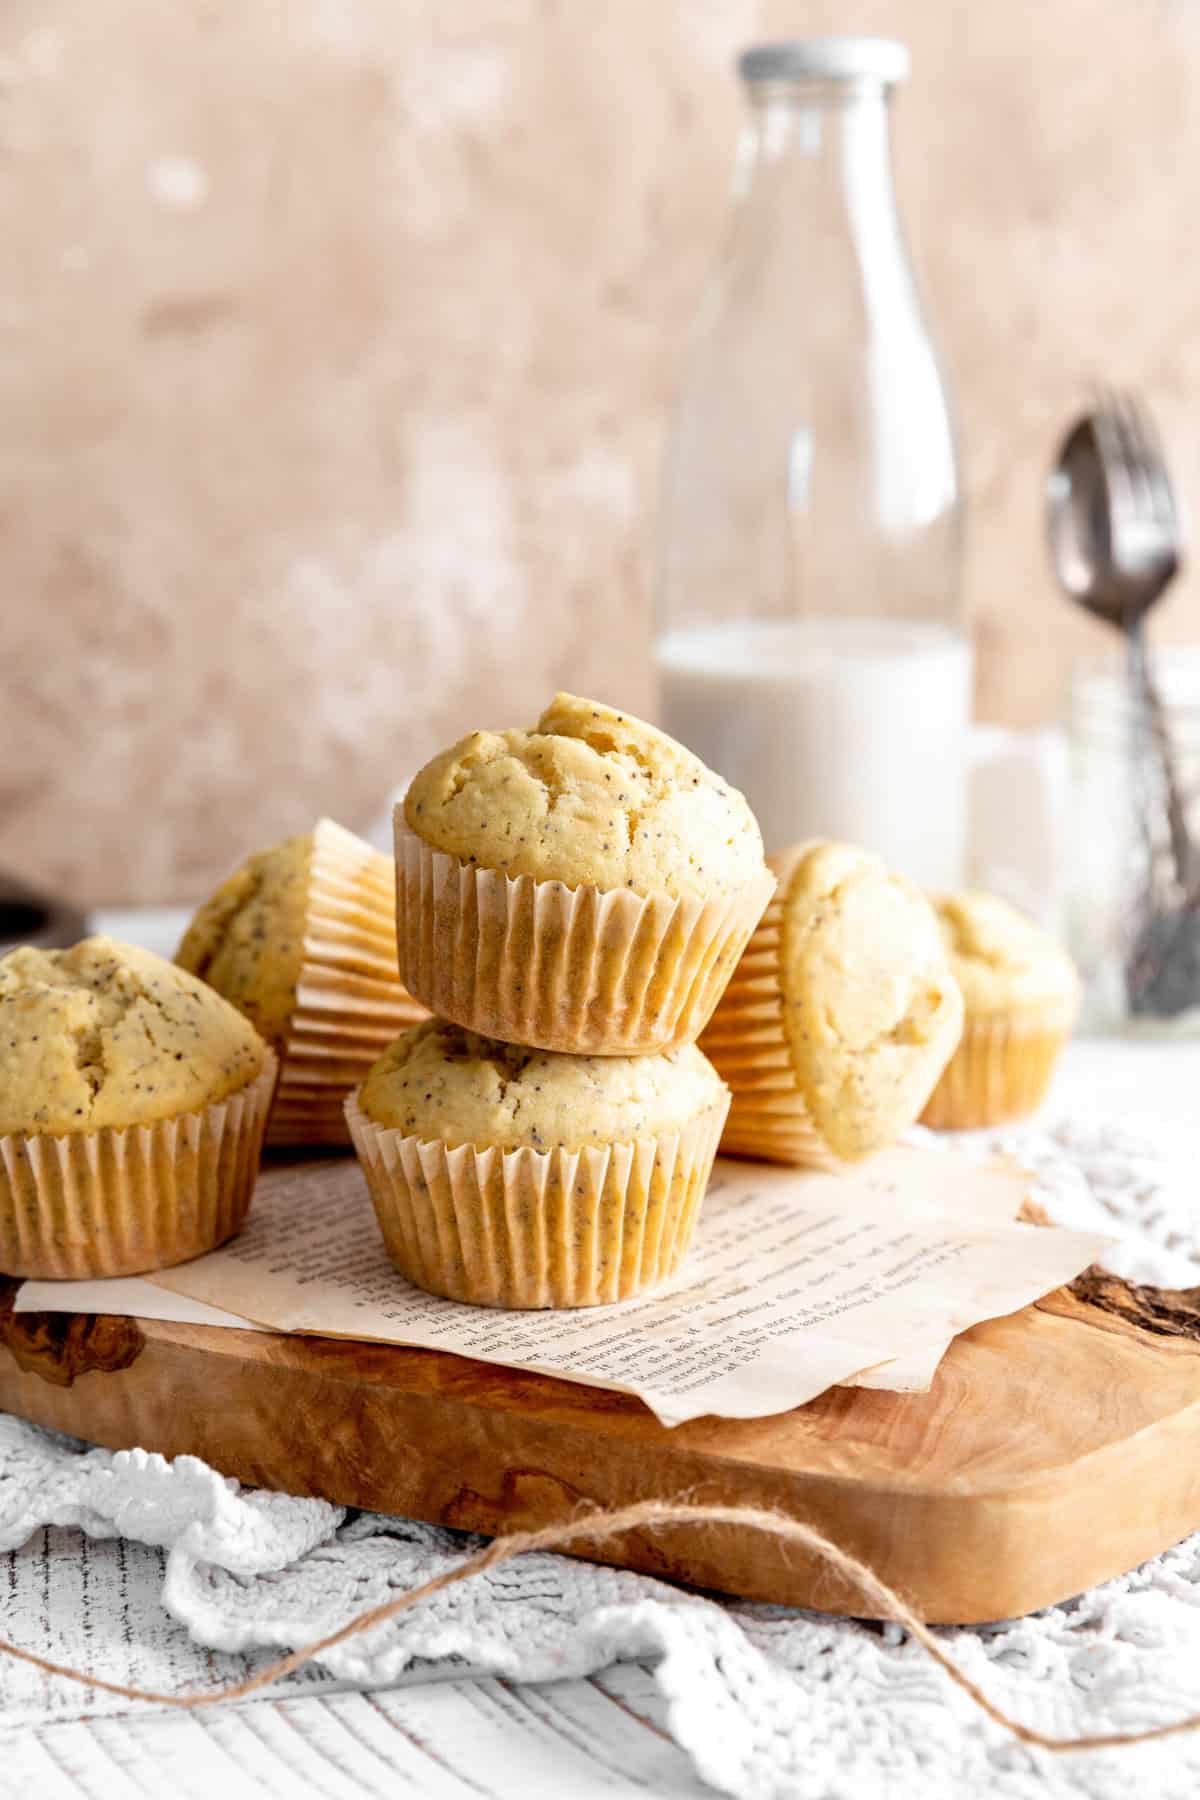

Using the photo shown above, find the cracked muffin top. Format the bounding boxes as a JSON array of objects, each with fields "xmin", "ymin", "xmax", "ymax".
[
  {"xmin": 933, "ymin": 892, "xmax": 1080, "ymax": 1020},
  {"xmin": 0, "ymin": 937, "xmax": 268, "ymax": 1134},
  {"xmin": 402, "ymin": 692, "xmax": 766, "ymax": 901},
  {"xmin": 771, "ymin": 842, "xmax": 964, "ymax": 1160},
  {"xmin": 358, "ymin": 1017, "xmax": 727, "ymax": 1151}
]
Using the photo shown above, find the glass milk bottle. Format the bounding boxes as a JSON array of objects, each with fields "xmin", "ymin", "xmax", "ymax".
[{"xmin": 656, "ymin": 38, "xmax": 968, "ymax": 887}]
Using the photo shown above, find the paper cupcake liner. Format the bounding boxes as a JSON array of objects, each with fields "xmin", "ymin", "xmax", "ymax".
[
  {"xmin": 270, "ymin": 819, "xmax": 427, "ymax": 1147},
  {"xmin": 0, "ymin": 1052, "xmax": 277, "ymax": 1280},
  {"xmin": 920, "ymin": 1014, "xmax": 1070, "ymax": 1131},
  {"xmin": 698, "ymin": 857, "xmax": 842, "ymax": 1169},
  {"xmin": 345, "ymin": 1091, "xmax": 730, "ymax": 1309},
  {"xmin": 393, "ymin": 819, "xmax": 775, "ymax": 1056}
]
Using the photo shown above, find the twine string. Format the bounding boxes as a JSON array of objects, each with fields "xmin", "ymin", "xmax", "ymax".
[{"xmin": 4, "ymin": 1498, "xmax": 1199, "ymax": 1754}]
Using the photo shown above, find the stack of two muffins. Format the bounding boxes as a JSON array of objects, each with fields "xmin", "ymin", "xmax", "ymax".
[
  {"xmin": 344, "ymin": 694, "xmax": 778, "ymax": 1311},
  {"xmin": 171, "ymin": 693, "xmax": 970, "ymax": 1310}
]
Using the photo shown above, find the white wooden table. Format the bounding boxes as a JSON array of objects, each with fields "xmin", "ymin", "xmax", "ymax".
[
  {"xmin": 10, "ymin": 907, "xmax": 1196, "ymax": 1797},
  {"xmin": 9, "ymin": 1669, "xmax": 711, "ymax": 1798}
]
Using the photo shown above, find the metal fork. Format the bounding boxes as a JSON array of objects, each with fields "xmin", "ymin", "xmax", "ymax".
[
  {"xmin": 1094, "ymin": 389, "xmax": 1180, "ymax": 612},
  {"xmin": 1100, "ymin": 390, "xmax": 1190, "ymax": 891},
  {"xmin": 1051, "ymin": 389, "xmax": 1189, "ymax": 888}
]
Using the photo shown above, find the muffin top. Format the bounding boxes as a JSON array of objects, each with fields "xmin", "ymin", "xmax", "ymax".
[
  {"xmin": 176, "ymin": 829, "xmax": 317, "ymax": 1052},
  {"xmin": 359, "ymin": 1017, "xmax": 727, "ymax": 1151},
  {"xmin": 934, "ymin": 892, "xmax": 1080, "ymax": 1018},
  {"xmin": 0, "ymin": 937, "xmax": 268, "ymax": 1135},
  {"xmin": 403, "ymin": 692, "xmax": 765, "ymax": 900},
  {"xmin": 774, "ymin": 843, "xmax": 964, "ymax": 1161}
]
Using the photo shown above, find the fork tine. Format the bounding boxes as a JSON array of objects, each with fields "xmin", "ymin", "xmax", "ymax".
[
  {"xmin": 1113, "ymin": 390, "xmax": 1168, "ymax": 540},
  {"xmin": 1116, "ymin": 389, "xmax": 1154, "ymax": 475},
  {"xmin": 1109, "ymin": 390, "xmax": 1152, "ymax": 502},
  {"xmin": 1092, "ymin": 387, "xmax": 1124, "ymax": 473},
  {"xmin": 1120, "ymin": 389, "xmax": 1156, "ymax": 455},
  {"xmin": 1107, "ymin": 389, "xmax": 1183, "ymax": 582},
  {"xmin": 1092, "ymin": 393, "xmax": 1140, "ymax": 527},
  {"xmin": 1126, "ymin": 392, "xmax": 1180, "ymax": 532},
  {"xmin": 1147, "ymin": 455, "xmax": 1179, "ymax": 536}
]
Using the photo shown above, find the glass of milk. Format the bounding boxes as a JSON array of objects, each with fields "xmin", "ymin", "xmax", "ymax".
[{"xmin": 656, "ymin": 39, "xmax": 969, "ymax": 890}]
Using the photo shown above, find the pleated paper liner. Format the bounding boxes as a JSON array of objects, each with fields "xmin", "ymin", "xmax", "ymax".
[
  {"xmin": 270, "ymin": 819, "xmax": 427, "ymax": 1147},
  {"xmin": 698, "ymin": 852, "xmax": 842, "ymax": 1169},
  {"xmin": 0, "ymin": 1051, "xmax": 277, "ymax": 1280},
  {"xmin": 921, "ymin": 1012, "xmax": 1072, "ymax": 1131},
  {"xmin": 345, "ymin": 1091, "xmax": 730, "ymax": 1309},
  {"xmin": 393, "ymin": 817, "xmax": 775, "ymax": 1056}
]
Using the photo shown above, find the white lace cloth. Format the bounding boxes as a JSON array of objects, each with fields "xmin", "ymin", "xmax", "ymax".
[{"xmin": 2, "ymin": 1117, "xmax": 1200, "ymax": 1800}]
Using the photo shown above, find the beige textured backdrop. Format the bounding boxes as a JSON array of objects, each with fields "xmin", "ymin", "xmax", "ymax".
[{"xmin": 1, "ymin": 0, "xmax": 1198, "ymax": 902}]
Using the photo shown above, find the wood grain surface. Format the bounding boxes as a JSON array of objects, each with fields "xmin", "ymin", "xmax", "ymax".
[{"xmin": 3, "ymin": 1270, "xmax": 1200, "ymax": 1624}]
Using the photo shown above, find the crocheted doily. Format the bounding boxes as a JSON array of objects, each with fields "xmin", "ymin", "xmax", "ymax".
[{"xmin": 1, "ymin": 1117, "xmax": 1199, "ymax": 1800}]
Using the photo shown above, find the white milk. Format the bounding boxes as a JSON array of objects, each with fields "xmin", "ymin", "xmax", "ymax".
[{"xmin": 656, "ymin": 617, "xmax": 972, "ymax": 890}]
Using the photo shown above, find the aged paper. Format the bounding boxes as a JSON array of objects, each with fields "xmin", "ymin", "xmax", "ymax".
[
  {"xmin": 15, "ymin": 1275, "xmax": 269, "ymax": 1333},
  {"xmin": 839, "ymin": 1148, "xmax": 1027, "ymax": 1391},
  {"xmin": 17, "ymin": 1148, "xmax": 1026, "ymax": 1394},
  {"xmin": 112, "ymin": 1147, "xmax": 1108, "ymax": 1428}
]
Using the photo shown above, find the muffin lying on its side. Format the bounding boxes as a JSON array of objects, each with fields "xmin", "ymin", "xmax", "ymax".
[
  {"xmin": 701, "ymin": 842, "xmax": 963, "ymax": 1166},
  {"xmin": 921, "ymin": 892, "xmax": 1079, "ymax": 1130},
  {"xmin": 395, "ymin": 693, "xmax": 775, "ymax": 1055},
  {"xmin": 177, "ymin": 818, "xmax": 425, "ymax": 1146},
  {"xmin": 346, "ymin": 1018, "xmax": 730, "ymax": 1308},
  {"xmin": 0, "ymin": 937, "xmax": 275, "ymax": 1278}
]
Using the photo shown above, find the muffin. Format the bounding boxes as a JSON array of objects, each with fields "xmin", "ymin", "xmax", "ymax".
[
  {"xmin": 700, "ymin": 842, "xmax": 963, "ymax": 1166},
  {"xmin": 395, "ymin": 693, "xmax": 776, "ymax": 1055},
  {"xmin": 921, "ymin": 892, "xmax": 1080, "ymax": 1130},
  {"xmin": 346, "ymin": 1018, "xmax": 730, "ymax": 1308},
  {"xmin": 176, "ymin": 818, "xmax": 426, "ymax": 1146},
  {"xmin": 0, "ymin": 937, "xmax": 275, "ymax": 1278}
]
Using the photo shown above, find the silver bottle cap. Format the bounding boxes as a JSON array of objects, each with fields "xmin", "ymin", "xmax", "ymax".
[{"xmin": 738, "ymin": 38, "xmax": 910, "ymax": 87}]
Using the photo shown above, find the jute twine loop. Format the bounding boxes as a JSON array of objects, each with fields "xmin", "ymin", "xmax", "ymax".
[{"xmin": 4, "ymin": 1499, "xmax": 1199, "ymax": 1754}]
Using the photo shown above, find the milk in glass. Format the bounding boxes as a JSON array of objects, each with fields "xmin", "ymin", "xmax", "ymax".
[
  {"xmin": 657, "ymin": 619, "xmax": 972, "ymax": 889},
  {"xmin": 655, "ymin": 39, "xmax": 968, "ymax": 883}
]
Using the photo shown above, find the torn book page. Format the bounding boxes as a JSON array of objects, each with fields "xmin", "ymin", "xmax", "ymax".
[{"xmin": 135, "ymin": 1148, "xmax": 1111, "ymax": 1428}]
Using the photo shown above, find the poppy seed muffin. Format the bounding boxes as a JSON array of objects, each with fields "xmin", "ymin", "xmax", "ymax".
[
  {"xmin": 404, "ymin": 691, "xmax": 765, "ymax": 900},
  {"xmin": 177, "ymin": 819, "xmax": 426, "ymax": 1145},
  {"xmin": 701, "ymin": 842, "xmax": 964, "ymax": 1165},
  {"xmin": 347, "ymin": 1019, "xmax": 730, "ymax": 1309},
  {"xmin": 175, "ymin": 832, "xmax": 312, "ymax": 1055},
  {"xmin": 921, "ymin": 892, "xmax": 1079, "ymax": 1130},
  {"xmin": 395, "ymin": 695, "xmax": 775, "ymax": 1055},
  {"xmin": 0, "ymin": 937, "xmax": 275, "ymax": 1278},
  {"xmin": 359, "ymin": 1018, "xmax": 726, "ymax": 1150},
  {"xmin": 0, "ymin": 937, "xmax": 266, "ymax": 1133}
]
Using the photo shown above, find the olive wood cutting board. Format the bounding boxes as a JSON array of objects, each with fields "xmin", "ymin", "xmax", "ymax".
[{"xmin": 2, "ymin": 1265, "xmax": 1200, "ymax": 1623}]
